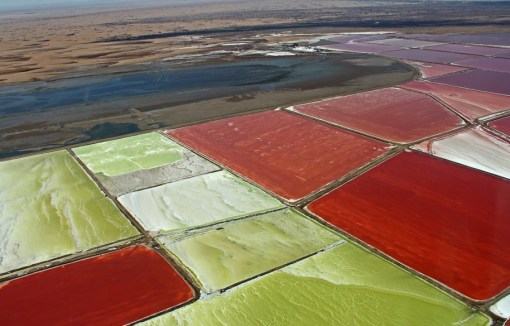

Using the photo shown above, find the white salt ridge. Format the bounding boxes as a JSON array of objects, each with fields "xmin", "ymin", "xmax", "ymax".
[
  {"xmin": 208, "ymin": 50, "xmax": 234, "ymax": 55},
  {"xmin": 164, "ymin": 44, "xmax": 218, "ymax": 51},
  {"xmin": 413, "ymin": 127, "xmax": 510, "ymax": 179},
  {"xmin": 292, "ymin": 46, "xmax": 318, "ymax": 53},
  {"xmin": 222, "ymin": 42, "xmax": 253, "ymax": 46},
  {"xmin": 235, "ymin": 50, "xmax": 295, "ymax": 57},
  {"xmin": 265, "ymin": 51, "xmax": 296, "ymax": 56},
  {"xmin": 490, "ymin": 295, "xmax": 510, "ymax": 318},
  {"xmin": 162, "ymin": 53, "xmax": 209, "ymax": 61},
  {"xmin": 118, "ymin": 170, "xmax": 284, "ymax": 233}
]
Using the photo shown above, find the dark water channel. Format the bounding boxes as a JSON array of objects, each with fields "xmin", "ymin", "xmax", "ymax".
[
  {"xmin": 0, "ymin": 53, "xmax": 417, "ymax": 158},
  {"xmin": 0, "ymin": 56, "xmax": 339, "ymax": 115}
]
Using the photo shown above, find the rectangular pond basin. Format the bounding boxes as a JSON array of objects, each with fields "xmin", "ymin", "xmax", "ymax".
[
  {"xmin": 403, "ymin": 61, "xmax": 467, "ymax": 79},
  {"xmin": 307, "ymin": 151, "xmax": 510, "ymax": 301},
  {"xmin": 400, "ymin": 33, "xmax": 510, "ymax": 47},
  {"xmin": 383, "ymin": 49, "xmax": 482, "ymax": 64},
  {"xmin": 431, "ymin": 70, "xmax": 510, "ymax": 96},
  {"xmin": 158, "ymin": 208, "xmax": 342, "ymax": 292},
  {"xmin": 455, "ymin": 57, "xmax": 510, "ymax": 73},
  {"xmin": 118, "ymin": 170, "xmax": 285, "ymax": 235},
  {"xmin": 139, "ymin": 242, "xmax": 490, "ymax": 326},
  {"xmin": 401, "ymin": 81, "xmax": 510, "ymax": 121},
  {"xmin": 0, "ymin": 151, "xmax": 139, "ymax": 276},
  {"xmin": 166, "ymin": 110, "xmax": 391, "ymax": 203},
  {"xmin": 289, "ymin": 87, "xmax": 465, "ymax": 144},
  {"xmin": 0, "ymin": 246, "xmax": 194, "ymax": 325},
  {"xmin": 425, "ymin": 44, "xmax": 510, "ymax": 56},
  {"xmin": 413, "ymin": 127, "xmax": 510, "ymax": 179},
  {"xmin": 367, "ymin": 38, "xmax": 444, "ymax": 48},
  {"xmin": 73, "ymin": 132, "xmax": 219, "ymax": 196}
]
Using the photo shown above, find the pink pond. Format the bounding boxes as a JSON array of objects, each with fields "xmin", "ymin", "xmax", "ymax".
[
  {"xmin": 383, "ymin": 49, "xmax": 482, "ymax": 64},
  {"xmin": 454, "ymin": 57, "xmax": 510, "ymax": 74},
  {"xmin": 425, "ymin": 44, "xmax": 509, "ymax": 56},
  {"xmin": 432, "ymin": 70, "xmax": 510, "ymax": 96},
  {"xmin": 368, "ymin": 38, "xmax": 443, "ymax": 48},
  {"xmin": 166, "ymin": 110, "xmax": 390, "ymax": 202},
  {"xmin": 489, "ymin": 115, "xmax": 510, "ymax": 139},
  {"xmin": 400, "ymin": 33, "xmax": 510, "ymax": 47},
  {"xmin": 290, "ymin": 87, "xmax": 465, "ymax": 143},
  {"xmin": 401, "ymin": 81, "xmax": 510, "ymax": 121},
  {"xmin": 403, "ymin": 61, "xmax": 467, "ymax": 79},
  {"xmin": 307, "ymin": 151, "xmax": 510, "ymax": 301},
  {"xmin": 320, "ymin": 42, "xmax": 401, "ymax": 53}
]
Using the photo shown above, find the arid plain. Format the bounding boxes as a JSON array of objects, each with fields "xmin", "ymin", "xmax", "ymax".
[{"xmin": 1, "ymin": 0, "xmax": 510, "ymax": 84}]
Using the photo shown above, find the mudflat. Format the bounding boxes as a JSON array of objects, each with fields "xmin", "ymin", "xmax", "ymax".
[{"xmin": 0, "ymin": 52, "xmax": 417, "ymax": 158}]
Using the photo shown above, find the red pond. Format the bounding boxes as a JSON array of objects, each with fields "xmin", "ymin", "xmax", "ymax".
[
  {"xmin": 0, "ymin": 246, "xmax": 194, "ymax": 325},
  {"xmin": 167, "ymin": 110, "xmax": 390, "ymax": 202},
  {"xmin": 401, "ymin": 81, "xmax": 510, "ymax": 121},
  {"xmin": 489, "ymin": 115, "xmax": 510, "ymax": 139},
  {"xmin": 291, "ymin": 87, "xmax": 464, "ymax": 143},
  {"xmin": 307, "ymin": 151, "xmax": 510, "ymax": 301}
]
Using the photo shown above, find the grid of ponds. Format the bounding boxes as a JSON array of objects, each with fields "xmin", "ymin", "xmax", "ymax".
[{"xmin": 1, "ymin": 32, "xmax": 510, "ymax": 325}]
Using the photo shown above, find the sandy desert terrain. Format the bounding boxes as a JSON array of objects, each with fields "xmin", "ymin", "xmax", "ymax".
[{"xmin": 0, "ymin": 0, "xmax": 509, "ymax": 84}]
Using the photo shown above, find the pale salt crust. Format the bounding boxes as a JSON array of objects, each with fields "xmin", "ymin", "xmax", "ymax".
[
  {"xmin": 118, "ymin": 170, "xmax": 285, "ymax": 234},
  {"xmin": 413, "ymin": 127, "xmax": 510, "ymax": 179},
  {"xmin": 491, "ymin": 295, "xmax": 510, "ymax": 319}
]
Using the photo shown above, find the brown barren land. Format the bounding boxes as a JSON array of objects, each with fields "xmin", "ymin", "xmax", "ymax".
[{"xmin": 1, "ymin": 0, "xmax": 510, "ymax": 84}]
